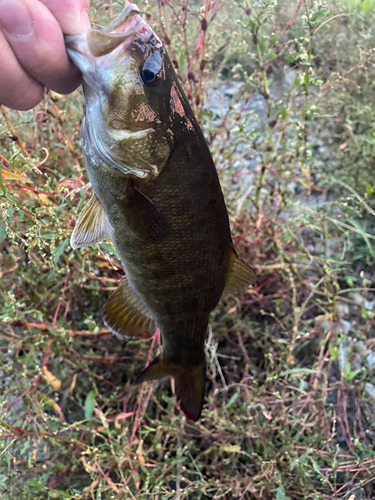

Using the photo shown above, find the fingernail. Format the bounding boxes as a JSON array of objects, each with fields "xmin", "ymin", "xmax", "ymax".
[
  {"xmin": 81, "ymin": 11, "xmax": 91, "ymax": 31},
  {"xmin": 0, "ymin": 0, "xmax": 34, "ymax": 37}
]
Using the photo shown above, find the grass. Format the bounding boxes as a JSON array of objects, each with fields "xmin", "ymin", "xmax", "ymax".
[{"xmin": 1, "ymin": 0, "xmax": 375, "ymax": 498}]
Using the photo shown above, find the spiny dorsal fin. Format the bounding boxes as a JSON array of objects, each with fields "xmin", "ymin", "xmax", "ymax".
[
  {"xmin": 71, "ymin": 195, "xmax": 113, "ymax": 249},
  {"xmin": 102, "ymin": 278, "xmax": 157, "ymax": 339},
  {"xmin": 136, "ymin": 357, "xmax": 206, "ymax": 422},
  {"xmin": 221, "ymin": 250, "xmax": 256, "ymax": 300}
]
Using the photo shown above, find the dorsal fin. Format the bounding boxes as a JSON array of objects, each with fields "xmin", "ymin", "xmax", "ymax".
[
  {"xmin": 70, "ymin": 195, "xmax": 113, "ymax": 249},
  {"xmin": 102, "ymin": 278, "xmax": 157, "ymax": 339}
]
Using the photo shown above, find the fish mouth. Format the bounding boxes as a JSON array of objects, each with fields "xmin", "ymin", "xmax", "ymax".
[
  {"xmin": 64, "ymin": 3, "xmax": 154, "ymax": 98},
  {"xmin": 86, "ymin": 3, "xmax": 143, "ymax": 58},
  {"xmin": 64, "ymin": 3, "xmax": 151, "ymax": 64}
]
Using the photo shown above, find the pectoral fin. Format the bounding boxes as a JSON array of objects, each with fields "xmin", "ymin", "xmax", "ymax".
[
  {"xmin": 136, "ymin": 357, "xmax": 206, "ymax": 421},
  {"xmin": 119, "ymin": 183, "xmax": 170, "ymax": 242},
  {"xmin": 221, "ymin": 249, "xmax": 256, "ymax": 300},
  {"xmin": 71, "ymin": 195, "xmax": 113, "ymax": 249},
  {"xmin": 102, "ymin": 278, "xmax": 157, "ymax": 339}
]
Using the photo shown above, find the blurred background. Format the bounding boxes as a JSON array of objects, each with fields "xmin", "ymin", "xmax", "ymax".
[{"xmin": 1, "ymin": 0, "xmax": 375, "ymax": 498}]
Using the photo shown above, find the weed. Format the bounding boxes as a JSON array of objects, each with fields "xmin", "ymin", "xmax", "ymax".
[{"xmin": 1, "ymin": 1, "xmax": 375, "ymax": 499}]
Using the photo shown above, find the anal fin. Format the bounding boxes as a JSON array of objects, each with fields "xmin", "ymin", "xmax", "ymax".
[
  {"xmin": 71, "ymin": 195, "xmax": 113, "ymax": 249},
  {"xmin": 221, "ymin": 249, "xmax": 256, "ymax": 300},
  {"xmin": 102, "ymin": 278, "xmax": 157, "ymax": 339},
  {"xmin": 136, "ymin": 357, "xmax": 206, "ymax": 422}
]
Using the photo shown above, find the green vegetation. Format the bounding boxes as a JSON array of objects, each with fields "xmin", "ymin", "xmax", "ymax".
[{"xmin": 1, "ymin": 0, "xmax": 375, "ymax": 498}]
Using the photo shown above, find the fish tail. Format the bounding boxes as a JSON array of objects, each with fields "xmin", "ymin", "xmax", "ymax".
[{"xmin": 136, "ymin": 357, "xmax": 206, "ymax": 422}]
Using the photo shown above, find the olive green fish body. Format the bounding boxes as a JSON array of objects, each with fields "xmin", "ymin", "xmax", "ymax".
[
  {"xmin": 66, "ymin": 4, "xmax": 255, "ymax": 421},
  {"xmin": 84, "ymin": 115, "xmax": 231, "ymax": 367}
]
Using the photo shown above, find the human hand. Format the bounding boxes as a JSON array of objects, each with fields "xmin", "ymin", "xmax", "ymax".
[{"xmin": 0, "ymin": 0, "xmax": 90, "ymax": 110}]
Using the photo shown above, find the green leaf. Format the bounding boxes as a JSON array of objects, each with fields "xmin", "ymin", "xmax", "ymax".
[
  {"xmin": 99, "ymin": 241, "xmax": 118, "ymax": 256},
  {"xmin": 41, "ymin": 231, "xmax": 55, "ymax": 239},
  {"xmin": 6, "ymin": 207, "xmax": 14, "ymax": 221},
  {"xmin": 0, "ymin": 172, "xmax": 7, "ymax": 195},
  {"xmin": 47, "ymin": 326, "xmax": 60, "ymax": 336},
  {"xmin": 226, "ymin": 391, "xmax": 239, "ymax": 408},
  {"xmin": 362, "ymin": 0, "xmax": 373, "ymax": 12},
  {"xmin": 5, "ymin": 192, "xmax": 21, "ymax": 206},
  {"xmin": 84, "ymin": 390, "xmax": 95, "ymax": 419},
  {"xmin": 345, "ymin": 275, "xmax": 354, "ymax": 287},
  {"xmin": 270, "ymin": 32, "xmax": 279, "ymax": 46},
  {"xmin": 4, "ymin": 452, "xmax": 10, "ymax": 471},
  {"xmin": 347, "ymin": 217, "xmax": 375, "ymax": 258},
  {"xmin": 275, "ymin": 485, "xmax": 290, "ymax": 500},
  {"xmin": 366, "ymin": 183, "xmax": 373, "ymax": 196},
  {"xmin": 278, "ymin": 106, "xmax": 287, "ymax": 119},
  {"xmin": 0, "ymin": 219, "xmax": 6, "ymax": 243},
  {"xmin": 311, "ymin": 10, "xmax": 328, "ymax": 21},
  {"xmin": 248, "ymin": 19, "xmax": 256, "ymax": 33},
  {"xmin": 55, "ymin": 203, "xmax": 67, "ymax": 216},
  {"xmin": 48, "ymin": 490, "xmax": 72, "ymax": 499},
  {"xmin": 222, "ymin": 444, "xmax": 241, "ymax": 453},
  {"xmin": 28, "ymin": 480, "xmax": 45, "ymax": 491},
  {"xmin": 76, "ymin": 189, "xmax": 86, "ymax": 214},
  {"xmin": 54, "ymin": 238, "xmax": 69, "ymax": 264},
  {"xmin": 258, "ymin": 36, "xmax": 265, "ymax": 52},
  {"xmin": 329, "ymin": 345, "xmax": 339, "ymax": 360},
  {"xmin": 287, "ymin": 53, "xmax": 299, "ymax": 64},
  {"xmin": 343, "ymin": 362, "xmax": 363, "ymax": 380}
]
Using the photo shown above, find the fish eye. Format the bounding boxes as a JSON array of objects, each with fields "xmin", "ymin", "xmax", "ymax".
[
  {"xmin": 142, "ymin": 68, "xmax": 157, "ymax": 83},
  {"xmin": 140, "ymin": 51, "xmax": 163, "ymax": 88}
]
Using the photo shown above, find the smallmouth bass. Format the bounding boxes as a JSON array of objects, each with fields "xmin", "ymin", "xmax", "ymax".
[{"xmin": 65, "ymin": 4, "xmax": 255, "ymax": 421}]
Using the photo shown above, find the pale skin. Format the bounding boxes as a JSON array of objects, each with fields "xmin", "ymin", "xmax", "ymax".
[{"xmin": 0, "ymin": 0, "xmax": 90, "ymax": 110}]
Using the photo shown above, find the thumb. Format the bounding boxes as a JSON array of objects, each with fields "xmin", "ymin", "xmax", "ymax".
[{"xmin": 40, "ymin": 0, "xmax": 91, "ymax": 34}]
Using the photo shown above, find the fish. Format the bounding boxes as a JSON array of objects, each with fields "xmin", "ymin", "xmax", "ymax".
[{"xmin": 65, "ymin": 3, "xmax": 255, "ymax": 421}]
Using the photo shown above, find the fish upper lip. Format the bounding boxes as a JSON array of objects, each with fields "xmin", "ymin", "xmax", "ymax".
[{"xmin": 99, "ymin": 3, "xmax": 140, "ymax": 34}]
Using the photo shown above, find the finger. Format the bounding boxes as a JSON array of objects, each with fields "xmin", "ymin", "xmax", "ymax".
[
  {"xmin": 0, "ymin": 30, "xmax": 44, "ymax": 110},
  {"xmin": 40, "ymin": 0, "xmax": 91, "ymax": 34},
  {"xmin": 0, "ymin": 0, "xmax": 82, "ymax": 96}
]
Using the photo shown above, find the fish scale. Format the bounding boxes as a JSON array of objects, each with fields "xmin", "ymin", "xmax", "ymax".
[{"xmin": 65, "ymin": 3, "xmax": 255, "ymax": 421}]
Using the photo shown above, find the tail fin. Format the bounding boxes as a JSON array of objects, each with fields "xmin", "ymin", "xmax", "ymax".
[{"xmin": 136, "ymin": 357, "xmax": 206, "ymax": 422}]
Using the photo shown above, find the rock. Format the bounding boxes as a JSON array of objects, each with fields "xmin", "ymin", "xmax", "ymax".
[
  {"xmin": 364, "ymin": 382, "xmax": 375, "ymax": 400},
  {"xmin": 338, "ymin": 341, "xmax": 348, "ymax": 373},
  {"xmin": 319, "ymin": 318, "xmax": 352, "ymax": 335},
  {"xmin": 349, "ymin": 292, "xmax": 374, "ymax": 310},
  {"xmin": 366, "ymin": 350, "xmax": 375, "ymax": 370},
  {"xmin": 337, "ymin": 319, "xmax": 352, "ymax": 336},
  {"xmin": 336, "ymin": 302, "xmax": 350, "ymax": 318},
  {"xmin": 364, "ymin": 300, "xmax": 374, "ymax": 311}
]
